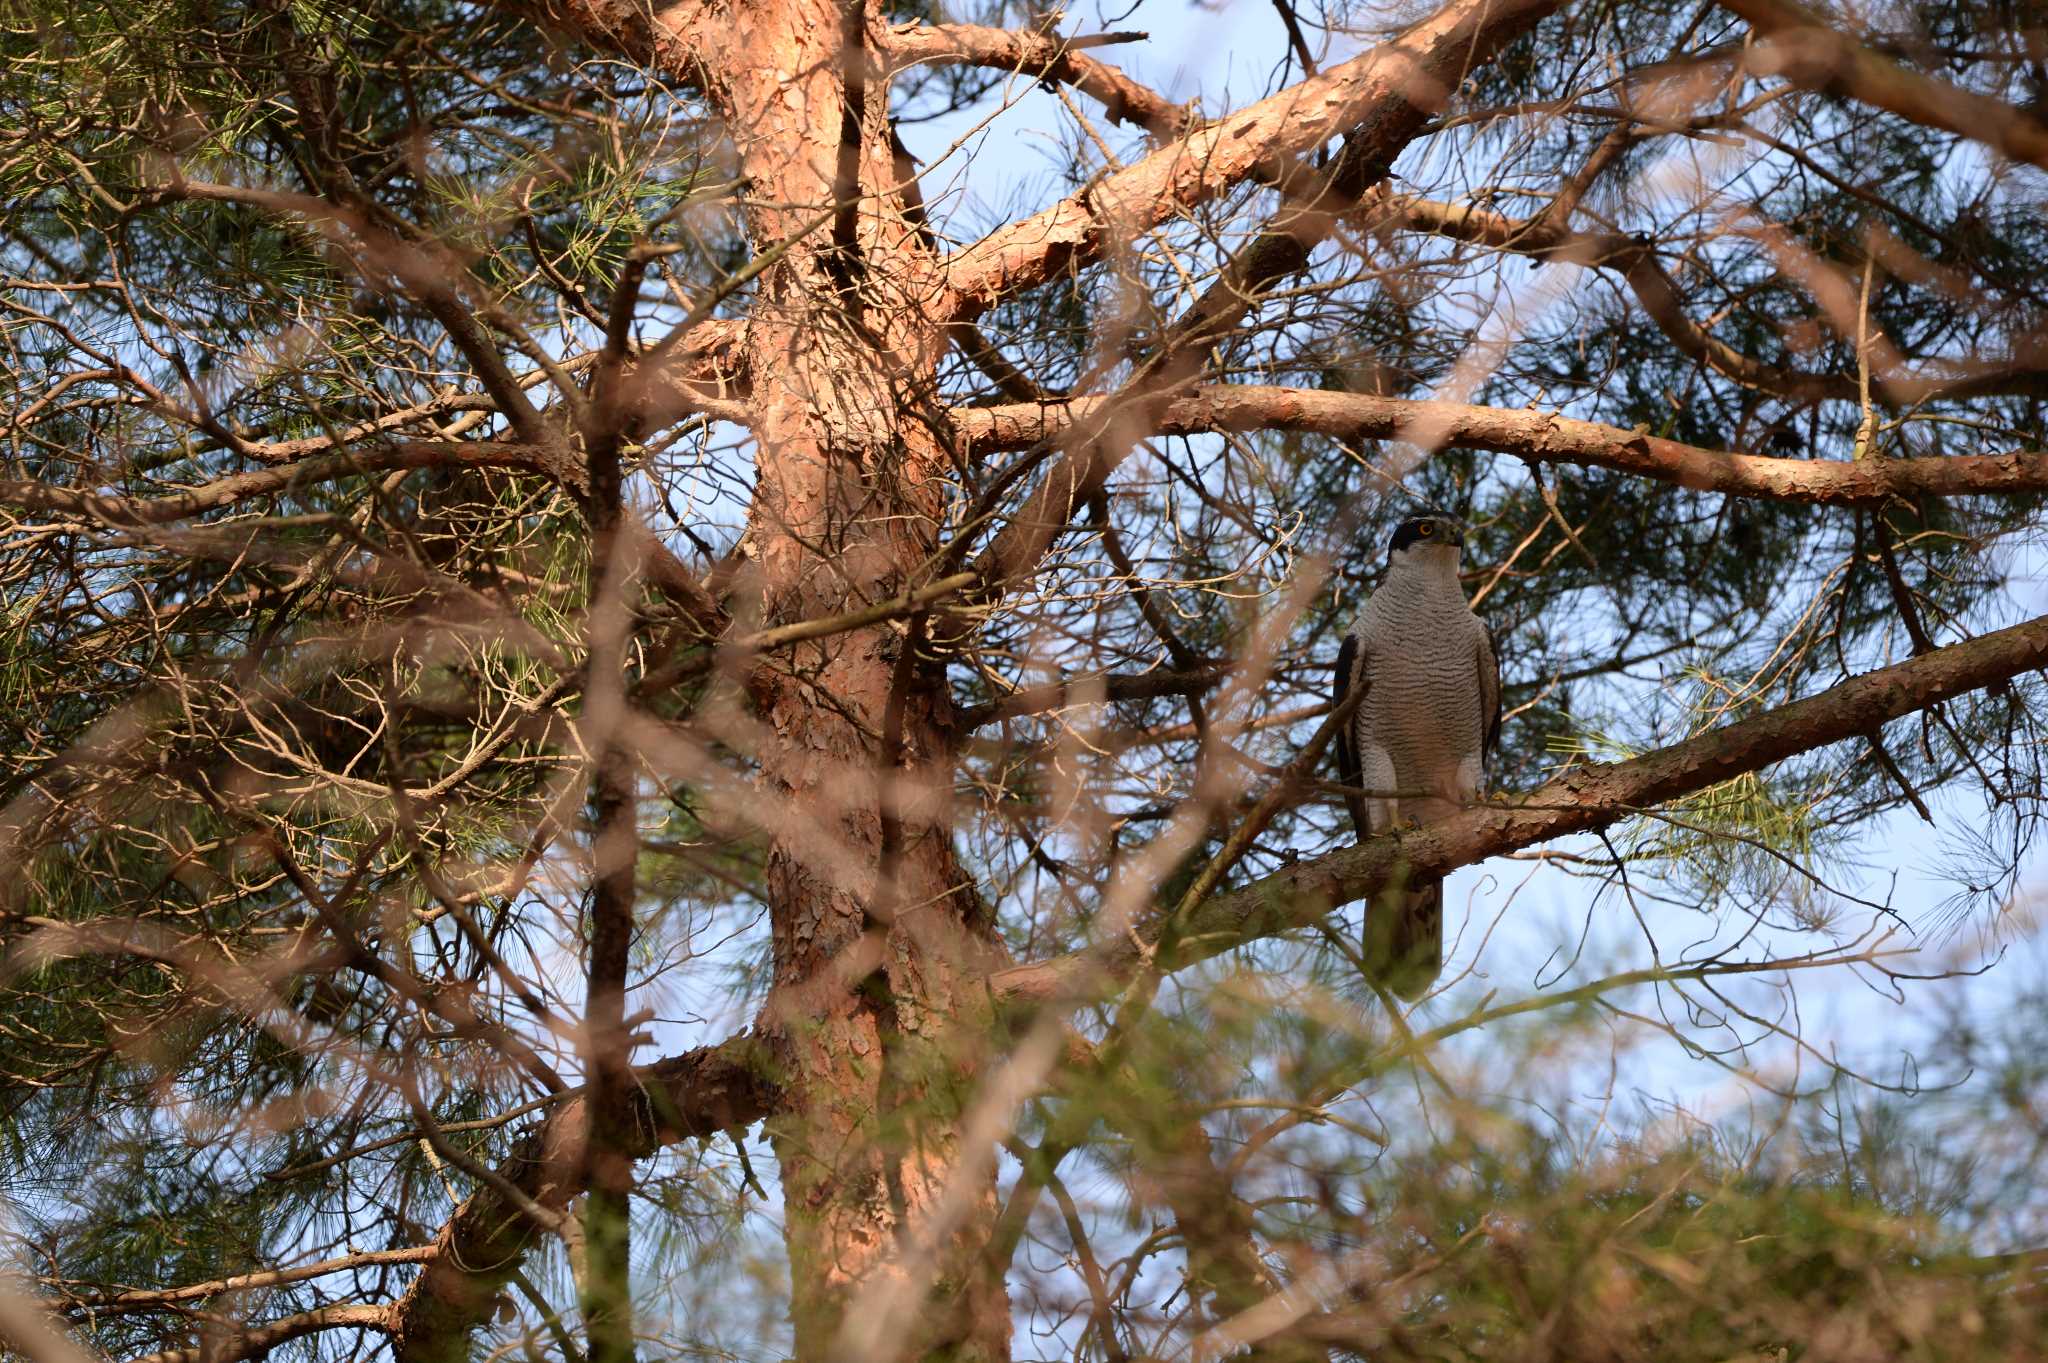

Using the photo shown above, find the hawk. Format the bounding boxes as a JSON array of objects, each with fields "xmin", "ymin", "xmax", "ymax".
[{"xmin": 1333, "ymin": 512, "xmax": 1502, "ymax": 1000}]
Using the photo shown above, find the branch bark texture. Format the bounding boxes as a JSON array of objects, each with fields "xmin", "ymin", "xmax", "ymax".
[{"xmin": 953, "ymin": 387, "xmax": 2048, "ymax": 506}]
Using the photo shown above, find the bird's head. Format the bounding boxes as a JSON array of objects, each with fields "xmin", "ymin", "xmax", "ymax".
[{"xmin": 1386, "ymin": 511, "xmax": 1465, "ymax": 570}]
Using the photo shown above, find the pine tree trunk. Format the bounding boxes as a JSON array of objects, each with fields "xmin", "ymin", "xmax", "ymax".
[{"xmin": 666, "ymin": 1, "xmax": 1014, "ymax": 1355}]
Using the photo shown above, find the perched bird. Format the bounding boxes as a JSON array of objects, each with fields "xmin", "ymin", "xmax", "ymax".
[{"xmin": 1333, "ymin": 512, "xmax": 1502, "ymax": 999}]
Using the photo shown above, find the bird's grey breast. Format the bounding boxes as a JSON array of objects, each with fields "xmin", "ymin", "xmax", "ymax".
[{"xmin": 1357, "ymin": 579, "xmax": 1486, "ymax": 781}]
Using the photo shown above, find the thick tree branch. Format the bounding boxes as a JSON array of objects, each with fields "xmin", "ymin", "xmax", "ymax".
[
  {"xmin": 951, "ymin": 386, "xmax": 2048, "ymax": 506},
  {"xmin": 933, "ymin": 0, "xmax": 1557, "ymax": 639},
  {"xmin": 992, "ymin": 608, "xmax": 2048, "ymax": 1003},
  {"xmin": 942, "ymin": 0, "xmax": 1560, "ymax": 315}
]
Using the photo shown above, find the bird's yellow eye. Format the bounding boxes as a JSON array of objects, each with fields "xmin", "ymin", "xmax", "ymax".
[{"xmin": 1419, "ymin": 522, "xmax": 1434, "ymax": 536}]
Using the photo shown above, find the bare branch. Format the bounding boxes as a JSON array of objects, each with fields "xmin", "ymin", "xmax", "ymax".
[
  {"xmin": 952, "ymin": 386, "xmax": 2048, "ymax": 506},
  {"xmin": 942, "ymin": 0, "xmax": 1561, "ymax": 314},
  {"xmin": 882, "ymin": 23, "xmax": 1190, "ymax": 140},
  {"xmin": 56, "ymin": 1249, "xmax": 436, "ymax": 1315}
]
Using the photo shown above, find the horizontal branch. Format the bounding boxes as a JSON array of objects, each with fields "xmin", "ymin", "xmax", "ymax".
[
  {"xmin": 0, "ymin": 444, "xmax": 556, "ymax": 527},
  {"xmin": 57, "ymin": 1248, "xmax": 436, "ymax": 1314},
  {"xmin": 950, "ymin": 386, "xmax": 2048, "ymax": 505},
  {"xmin": 727, "ymin": 571, "xmax": 981, "ymax": 655},
  {"xmin": 637, "ymin": 570, "xmax": 980, "ymax": 695},
  {"xmin": 122, "ymin": 1305, "xmax": 392, "ymax": 1363},
  {"xmin": 958, "ymin": 663, "xmax": 1232, "ymax": 728},
  {"xmin": 229, "ymin": 394, "xmax": 500, "ymax": 464},
  {"xmin": 883, "ymin": 23, "xmax": 1190, "ymax": 140},
  {"xmin": 992, "ymin": 608, "xmax": 2048, "ymax": 1002},
  {"xmin": 386, "ymin": 1035, "xmax": 774, "ymax": 1363}
]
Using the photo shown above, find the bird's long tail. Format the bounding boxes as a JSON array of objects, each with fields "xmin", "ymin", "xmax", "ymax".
[{"xmin": 1362, "ymin": 875, "xmax": 1442, "ymax": 1002}]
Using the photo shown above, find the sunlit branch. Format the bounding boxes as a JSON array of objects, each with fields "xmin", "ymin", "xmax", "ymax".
[
  {"xmin": 953, "ymin": 386, "xmax": 2048, "ymax": 506},
  {"xmin": 941, "ymin": 0, "xmax": 1561, "ymax": 314},
  {"xmin": 53, "ymin": 1248, "xmax": 437, "ymax": 1316},
  {"xmin": 120, "ymin": 1305, "xmax": 393, "ymax": 1363},
  {"xmin": 882, "ymin": 23, "xmax": 1190, "ymax": 140}
]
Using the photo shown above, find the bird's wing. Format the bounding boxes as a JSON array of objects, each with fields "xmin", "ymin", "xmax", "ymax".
[
  {"xmin": 1334, "ymin": 630, "xmax": 1369, "ymax": 837},
  {"xmin": 1477, "ymin": 623, "xmax": 1503, "ymax": 759}
]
